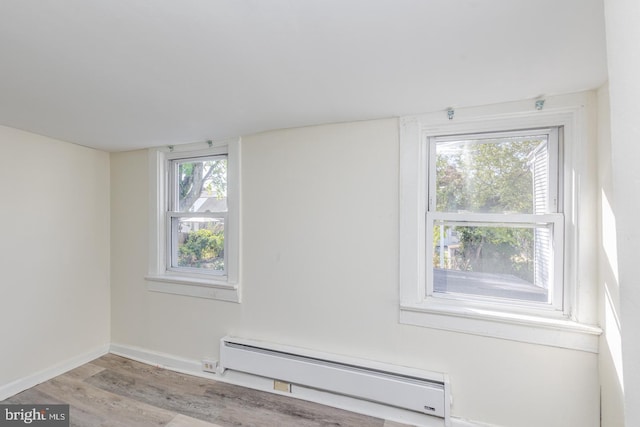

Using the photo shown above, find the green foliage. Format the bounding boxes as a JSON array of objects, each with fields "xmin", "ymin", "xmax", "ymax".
[
  {"xmin": 178, "ymin": 228, "xmax": 224, "ymax": 268},
  {"xmin": 436, "ymin": 139, "xmax": 540, "ymax": 213},
  {"xmin": 435, "ymin": 137, "xmax": 543, "ymax": 282},
  {"xmin": 436, "ymin": 156, "xmax": 467, "ymax": 212},
  {"xmin": 178, "ymin": 159, "xmax": 227, "ymax": 212},
  {"xmin": 453, "ymin": 226, "xmax": 533, "ymax": 282},
  {"xmin": 433, "ymin": 224, "xmax": 443, "ymax": 266}
]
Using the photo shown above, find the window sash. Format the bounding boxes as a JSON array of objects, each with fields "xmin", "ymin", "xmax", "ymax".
[
  {"xmin": 166, "ymin": 211, "xmax": 228, "ymax": 276},
  {"xmin": 425, "ymin": 212, "xmax": 564, "ymax": 311},
  {"xmin": 167, "ymin": 153, "xmax": 229, "ymax": 276},
  {"xmin": 168, "ymin": 154, "xmax": 228, "ymax": 213},
  {"xmin": 427, "ymin": 127, "xmax": 560, "ymax": 214}
]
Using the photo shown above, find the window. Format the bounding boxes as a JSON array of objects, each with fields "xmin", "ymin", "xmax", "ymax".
[
  {"xmin": 168, "ymin": 155, "xmax": 228, "ymax": 274},
  {"xmin": 399, "ymin": 94, "xmax": 601, "ymax": 352},
  {"xmin": 427, "ymin": 128, "xmax": 563, "ymax": 311},
  {"xmin": 146, "ymin": 138, "xmax": 241, "ymax": 302}
]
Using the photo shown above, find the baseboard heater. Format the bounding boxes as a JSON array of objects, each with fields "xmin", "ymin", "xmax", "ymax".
[{"xmin": 218, "ymin": 336, "xmax": 449, "ymax": 419}]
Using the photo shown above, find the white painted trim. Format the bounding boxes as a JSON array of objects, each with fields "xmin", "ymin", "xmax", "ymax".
[
  {"xmin": 145, "ymin": 277, "xmax": 240, "ymax": 303},
  {"xmin": 0, "ymin": 344, "xmax": 109, "ymax": 401},
  {"xmin": 450, "ymin": 418, "xmax": 500, "ymax": 427},
  {"xmin": 400, "ymin": 304, "xmax": 600, "ymax": 353},
  {"xmin": 109, "ymin": 343, "xmax": 210, "ymax": 378}
]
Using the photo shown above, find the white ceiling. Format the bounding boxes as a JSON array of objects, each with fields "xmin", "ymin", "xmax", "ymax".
[{"xmin": 0, "ymin": 0, "xmax": 607, "ymax": 152}]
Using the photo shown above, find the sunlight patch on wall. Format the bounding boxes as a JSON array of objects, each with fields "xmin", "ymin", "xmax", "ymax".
[
  {"xmin": 601, "ymin": 188, "xmax": 623, "ymax": 391},
  {"xmin": 604, "ymin": 285, "xmax": 624, "ymax": 392},
  {"xmin": 602, "ymin": 189, "xmax": 619, "ymax": 283}
]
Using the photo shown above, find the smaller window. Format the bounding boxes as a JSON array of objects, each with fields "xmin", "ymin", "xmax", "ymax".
[
  {"xmin": 168, "ymin": 155, "xmax": 228, "ymax": 274},
  {"xmin": 427, "ymin": 128, "xmax": 563, "ymax": 312},
  {"xmin": 146, "ymin": 138, "xmax": 241, "ymax": 303}
]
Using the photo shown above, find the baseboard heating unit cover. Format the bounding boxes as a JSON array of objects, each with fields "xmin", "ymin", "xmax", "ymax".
[{"xmin": 218, "ymin": 336, "xmax": 450, "ymax": 420}]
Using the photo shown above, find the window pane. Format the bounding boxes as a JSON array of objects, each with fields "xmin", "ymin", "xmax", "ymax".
[
  {"xmin": 431, "ymin": 221, "xmax": 553, "ymax": 304},
  {"xmin": 175, "ymin": 217, "xmax": 225, "ymax": 271},
  {"xmin": 177, "ymin": 158, "xmax": 227, "ymax": 213},
  {"xmin": 435, "ymin": 135, "xmax": 548, "ymax": 214}
]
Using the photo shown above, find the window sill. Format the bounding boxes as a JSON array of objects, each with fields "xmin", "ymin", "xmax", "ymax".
[
  {"xmin": 400, "ymin": 301, "xmax": 601, "ymax": 353},
  {"xmin": 145, "ymin": 274, "xmax": 240, "ymax": 303}
]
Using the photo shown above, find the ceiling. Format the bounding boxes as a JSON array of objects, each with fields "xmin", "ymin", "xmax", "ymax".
[{"xmin": 0, "ymin": 0, "xmax": 607, "ymax": 152}]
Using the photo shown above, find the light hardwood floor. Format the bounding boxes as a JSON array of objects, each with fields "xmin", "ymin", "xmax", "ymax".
[{"xmin": 2, "ymin": 354, "xmax": 411, "ymax": 427}]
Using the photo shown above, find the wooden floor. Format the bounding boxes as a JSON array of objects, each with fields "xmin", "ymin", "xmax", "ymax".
[{"xmin": 2, "ymin": 354, "xmax": 409, "ymax": 427}]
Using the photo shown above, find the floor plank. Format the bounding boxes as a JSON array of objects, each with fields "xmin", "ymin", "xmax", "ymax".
[
  {"xmin": 4, "ymin": 387, "xmax": 65, "ymax": 405},
  {"xmin": 83, "ymin": 368, "xmax": 225, "ymax": 423},
  {"xmin": 384, "ymin": 421, "xmax": 416, "ymax": 427},
  {"xmin": 63, "ymin": 363, "xmax": 106, "ymax": 382},
  {"xmin": 37, "ymin": 374, "xmax": 177, "ymax": 426},
  {"xmin": 166, "ymin": 414, "xmax": 223, "ymax": 427},
  {"xmin": 2, "ymin": 354, "xmax": 392, "ymax": 427},
  {"xmin": 202, "ymin": 381, "xmax": 384, "ymax": 427},
  {"xmin": 5, "ymin": 388, "xmax": 105, "ymax": 427},
  {"xmin": 91, "ymin": 355, "xmax": 212, "ymax": 397}
]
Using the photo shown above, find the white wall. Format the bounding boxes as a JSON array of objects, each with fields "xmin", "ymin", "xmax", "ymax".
[
  {"xmin": 111, "ymin": 118, "xmax": 599, "ymax": 427},
  {"xmin": 597, "ymin": 83, "xmax": 625, "ymax": 427},
  {"xmin": 604, "ymin": 1, "xmax": 640, "ymax": 425},
  {"xmin": 0, "ymin": 125, "xmax": 110, "ymax": 390}
]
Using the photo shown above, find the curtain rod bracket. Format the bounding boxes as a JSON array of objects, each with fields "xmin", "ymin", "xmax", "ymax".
[{"xmin": 447, "ymin": 108, "xmax": 455, "ymax": 120}]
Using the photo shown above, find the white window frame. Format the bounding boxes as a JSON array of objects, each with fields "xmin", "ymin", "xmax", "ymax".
[
  {"xmin": 146, "ymin": 138, "xmax": 241, "ymax": 303},
  {"xmin": 399, "ymin": 93, "xmax": 601, "ymax": 352}
]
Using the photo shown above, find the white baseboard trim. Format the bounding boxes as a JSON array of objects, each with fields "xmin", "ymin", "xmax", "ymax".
[
  {"xmin": 450, "ymin": 419, "xmax": 498, "ymax": 427},
  {"xmin": 109, "ymin": 343, "xmax": 217, "ymax": 380},
  {"xmin": 0, "ymin": 344, "xmax": 110, "ymax": 401}
]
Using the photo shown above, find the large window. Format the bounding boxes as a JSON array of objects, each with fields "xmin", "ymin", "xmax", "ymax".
[
  {"xmin": 427, "ymin": 129, "xmax": 563, "ymax": 311},
  {"xmin": 398, "ymin": 94, "xmax": 601, "ymax": 352},
  {"xmin": 146, "ymin": 138, "xmax": 241, "ymax": 302}
]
